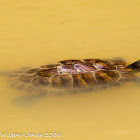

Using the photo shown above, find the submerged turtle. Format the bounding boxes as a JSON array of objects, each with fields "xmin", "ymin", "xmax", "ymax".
[{"xmin": 9, "ymin": 57, "xmax": 140, "ymax": 97}]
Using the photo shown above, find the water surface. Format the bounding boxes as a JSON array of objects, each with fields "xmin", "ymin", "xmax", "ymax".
[{"xmin": 0, "ymin": 0, "xmax": 140, "ymax": 139}]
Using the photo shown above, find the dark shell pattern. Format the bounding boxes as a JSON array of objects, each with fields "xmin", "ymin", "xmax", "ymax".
[{"xmin": 10, "ymin": 59, "xmax": 134, "ymax": 95}]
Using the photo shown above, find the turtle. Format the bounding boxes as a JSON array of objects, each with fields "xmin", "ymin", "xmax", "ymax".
[{"xmin": 4, "ymin": 57, "xmax": 140, "ymax": 105}]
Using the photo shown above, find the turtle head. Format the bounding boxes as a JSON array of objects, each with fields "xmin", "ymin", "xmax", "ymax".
[{"xmin": 126, "ymin": 60, "xmax": 140, "ymax": 72}]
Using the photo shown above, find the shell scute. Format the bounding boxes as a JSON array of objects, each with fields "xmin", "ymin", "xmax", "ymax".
[
  {"xmin": 74, "ymin": 63, "xmax": 97, "ymax": 71},
  {"xmin": 26, "ymin": 68, "xmax": 39, "ymax": 74},
  {"xmin": 60, "ymin": 60, "xmax": 83, "ymax": 65},
  {"xmin": 95, "ymin": 62, "xmax": 116, "ymax": 70},
  {"xmin": 37, "ymin": 68, "xmax": 58, "ymax": 77},
  {"xmin": 81, "ymin": 72, "xmax": 99, "ymax": 87},
  {"xmin": 32, "ymin": 77, "xmax": 50, "ymax": 86},
  {"xmin": 57, "ymin": 64, "xmax": 77, "ymax": 74},
  {"xmin": 51, "ymin": 75, "xmax": 63, "ymax": 88},
  {"xmin": 95, "ymin": 70, "xmax": 119, "ymax": 84},
  {"xmin": 84, "ymin": 59, "xmax": 111, "ymax": 64},
  {"xmin": 84, "ymin": 59, "xmax": 116, "ymax": 70},
  {"xmin": 51, "ymin": 74, "xmax": 73, "ymax": 88},
  {"xmin": 73, "ymin": 74, "xmax": 88, "ymax": 88},
  {"xmin": 40, "ymin": 64, "xmax": 60, "ymax": 68},
  {"xmin": 19, "ymin": 74, "xmax": 36, "ymax": 83}
]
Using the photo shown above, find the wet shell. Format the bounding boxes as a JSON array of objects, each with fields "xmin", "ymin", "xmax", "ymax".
[{"xmin": 10, "ymin": 58, "xmax": 134, "ymax": 95}]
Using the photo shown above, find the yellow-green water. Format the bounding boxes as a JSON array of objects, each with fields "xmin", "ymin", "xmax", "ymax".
[{"xmin": 0, "ymin": 0, "xmax": 140, "ymax": 139}]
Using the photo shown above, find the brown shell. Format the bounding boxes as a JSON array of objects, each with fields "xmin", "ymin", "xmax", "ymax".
[{"xmin": 10, "ymin": 58, "xmax": 134, "ymax": 95}]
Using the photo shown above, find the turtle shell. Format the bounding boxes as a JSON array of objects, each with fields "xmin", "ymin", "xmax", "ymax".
[{"xmin": 10, "ymin": 58, "xmax": 134, "ymax": 95}]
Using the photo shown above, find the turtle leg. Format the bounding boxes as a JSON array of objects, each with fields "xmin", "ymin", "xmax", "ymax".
[
  {"xmin": 133, "ymin": 76, "xmax": 140, "ymax": 83},
  {"xmin": 12, "ymin": 95, "xmax": 44, "ymax": 107},
  {"xmin": 11, "ymin": 90, "xmax": 47, "ymax": 107},
  {"xmin": 131, "ymin": 76, "xmax": 140, "ymax": 89}
]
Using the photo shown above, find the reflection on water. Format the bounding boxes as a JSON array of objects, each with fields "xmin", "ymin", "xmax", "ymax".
[{"xmin": 0, "ymin": 0, "xmax": 140, "ymax": 139}]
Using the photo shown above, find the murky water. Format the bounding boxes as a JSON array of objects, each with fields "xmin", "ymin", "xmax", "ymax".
[{"xmin": 0, "ymin": 0, "xmax": 140, "ymax": 139}]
